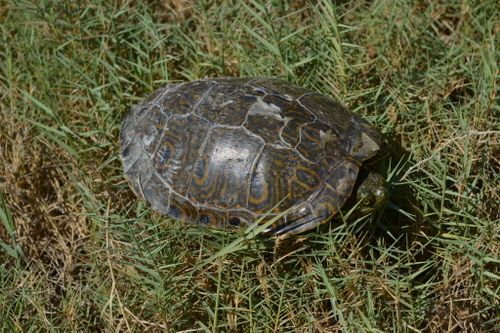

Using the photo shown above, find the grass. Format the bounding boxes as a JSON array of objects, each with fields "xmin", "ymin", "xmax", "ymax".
[{"xmin": 0, "ymin": 0, "xmax": 498, "ymax": 331}]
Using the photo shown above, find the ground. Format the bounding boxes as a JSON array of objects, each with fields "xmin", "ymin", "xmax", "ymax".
[{"xmin": 0, "ymin": 0, "xmax": 498, "ymax": 332}]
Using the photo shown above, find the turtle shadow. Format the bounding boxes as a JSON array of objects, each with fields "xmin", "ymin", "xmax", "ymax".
[{"xmin": 365, "ymin": 131, "xmax": 434, "ymax": 251}]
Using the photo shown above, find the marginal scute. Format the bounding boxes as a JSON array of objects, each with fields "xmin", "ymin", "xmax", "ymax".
[
  {"xmin": 128, "ymin": 86, "xmax": 172, "ymax": 124},
  {"xmin": 346, "ymin": 118, "xmax": 382, "ymax": 160},
  {"xmin": 140, "ymin": 105, "xmax": 170, "ymax": 156},
  {"xmin": 124, "ymin": 154, "xmax": 154, "ymax": 200},
  {"xmin": 275, "ymin": 185, "xmax": 341, "ymax": 235},
  {"xmin": 310, "ymin": 185, "xmax": 342, "ymax": 221},
  {"xmin": 226, "ymin": 210, "xmax": 256, "ymax": 228},
  {"xmin": 286, "ymin": 205, "xmax": 315, "ymax": 225},
  {"xmin": 273, "ymin": 204, "xmax": 317, "ymax": 235},
  {"xmin": 142, "ymin": 173, "xmax": 171, "ymax": 216},
  {"xmin": 169, "ymin": 193, "xmax": 199, "ymax": 222},
  {"xmin": 257, "ymin": 213, "xmax": 286, "ymax": 232},
  {"xmin": 142, "ymin": 84, "xmax": 173, "ymax": 107},
  {"xmin": 197, "ymin": 206, "xmax": 227, "ymax": 227}
]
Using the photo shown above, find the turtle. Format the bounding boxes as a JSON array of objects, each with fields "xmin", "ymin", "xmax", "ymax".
[{"xmin": 120, "ymin": 77, "xmax": 387, "ymax": 235}]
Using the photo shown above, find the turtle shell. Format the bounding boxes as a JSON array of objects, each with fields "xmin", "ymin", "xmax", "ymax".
[{"xmin": 120, "ymin": 77, "xmax": 381, "ymax": 235}]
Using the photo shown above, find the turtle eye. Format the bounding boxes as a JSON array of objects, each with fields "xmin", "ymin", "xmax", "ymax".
[{"xmin": 362, "ymin": 195, "xmax": 374, "ymax": 206}]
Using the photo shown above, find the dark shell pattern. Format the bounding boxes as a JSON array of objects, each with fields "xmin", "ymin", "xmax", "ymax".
[{"xmin": 120, "ymin": 78, "xmax": 381, "ymax": 235}]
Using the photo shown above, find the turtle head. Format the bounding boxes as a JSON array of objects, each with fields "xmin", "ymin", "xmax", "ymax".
[{"xmin": 355, "ymin": 172, "xmax": 388, "ymax": 215}]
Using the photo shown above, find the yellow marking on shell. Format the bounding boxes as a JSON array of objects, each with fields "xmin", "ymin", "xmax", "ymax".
[
  {"xmin": 273, "ymin": 176, "xmax": 289, "ymax": 211},
  {"xmin": 248, "ymin": 180, "xmax": 270, "ymax": 206},
  {"xmin": 272, "ymin": 158, "xmax": 285, "ymax": 168},
  {"xmin": 302, "ymin": 126, "xmax": 321, "ymax": 144},
  {"xmin": 294, "ymin": 164, "xmax": 320, "ymax": 192},
  {"xmin": 318, "ymin": 201, "xmax": 337, "ymax": 215},
  {"xmin": 203, "ymin": 212, "xmax": 217, "ymax": 227}
]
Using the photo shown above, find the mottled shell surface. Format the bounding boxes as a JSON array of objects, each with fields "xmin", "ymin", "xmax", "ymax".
[{"xmin": 120, "ymin": 77, "xmax": 381, "ymax": 235}]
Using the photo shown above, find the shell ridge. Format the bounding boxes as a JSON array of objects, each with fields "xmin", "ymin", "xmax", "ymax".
[{"xmin": 122, "ymin": 142, "xmax": 145, "ymax": 174}]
